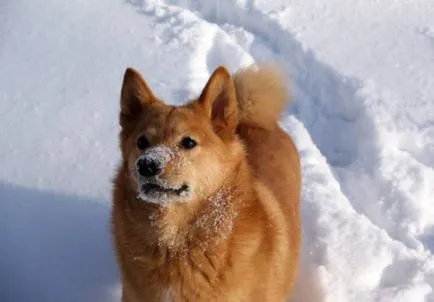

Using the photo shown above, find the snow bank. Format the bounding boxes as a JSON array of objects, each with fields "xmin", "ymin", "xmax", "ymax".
[{"xmin": 1, "ymin": 0, "xmax": 433, "ymax": 301}]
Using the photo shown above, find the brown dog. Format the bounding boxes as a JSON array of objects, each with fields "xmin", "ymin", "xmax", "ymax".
[{"xmin": 111, "ymin": 65, "xmax": 301, "ymax": 302}]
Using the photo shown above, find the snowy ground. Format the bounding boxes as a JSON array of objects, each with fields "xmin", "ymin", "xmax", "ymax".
[{"xmin": 1, "ymin": 0, "xmax": 434, "ymax": 301}]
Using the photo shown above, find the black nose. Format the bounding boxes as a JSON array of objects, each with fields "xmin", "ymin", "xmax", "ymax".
[{"xmin": 137, "ymin": 157, "xmax": 161, "ymax": 177}]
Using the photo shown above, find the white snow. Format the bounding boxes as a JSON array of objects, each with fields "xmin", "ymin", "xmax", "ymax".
[
  {"xmin": 1, "ymin": 0, "xmax": 434, "ymax": 301},
  {"xmin": 140, "ymin": 146, "xmax": 175, "ymax": 164}
]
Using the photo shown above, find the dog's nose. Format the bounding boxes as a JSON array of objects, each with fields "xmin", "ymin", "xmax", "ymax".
[{"xmin": 137, "ymin": 157, "xmax": 161, "ymax": 177}]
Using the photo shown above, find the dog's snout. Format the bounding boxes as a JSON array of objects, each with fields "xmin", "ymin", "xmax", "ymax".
[{"xmin": 137, "ymin": 157, "xmax": 161, "ymax": 177}]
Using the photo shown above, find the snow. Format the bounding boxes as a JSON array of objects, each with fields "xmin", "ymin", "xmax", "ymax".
[
  {"xmin": 1, "ymin": 0, "xmax": 434, "ymax": 301},
  {"xmin": 140, "ymin": 146, "xmax": 175, "ymax": 165}
]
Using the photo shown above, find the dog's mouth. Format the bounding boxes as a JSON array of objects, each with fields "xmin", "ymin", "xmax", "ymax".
[
  {"xmin": 137, "ymin": 181, "xmax": 190, "ymax": 204},
  {"xmin": 141, "ymin": 182, "xmax": 189, "ymax": 196}
]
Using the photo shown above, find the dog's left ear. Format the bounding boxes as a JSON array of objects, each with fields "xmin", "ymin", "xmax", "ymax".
[{"xmin": 199, "ymin": 66, "xmax": 238, "ymax": 138}]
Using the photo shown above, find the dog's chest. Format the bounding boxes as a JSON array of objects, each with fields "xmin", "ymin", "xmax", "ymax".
[{"xmin": 162, "ymin": 287, "xmax": 173, "ymax": 302}]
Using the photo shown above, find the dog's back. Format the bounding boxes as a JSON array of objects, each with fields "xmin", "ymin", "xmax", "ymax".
[{"xmin": 234, "ymin": 66, "xmax": 301, "ymax": 288}]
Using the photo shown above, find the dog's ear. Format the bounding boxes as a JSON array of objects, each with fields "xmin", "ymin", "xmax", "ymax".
[
  {"xmin": 199, "ymin": 66, "xmax": 238, "ymax": 138},
  {"xmin": 120, "ymin": 68, "xmax": 157, "ymax": 127}
]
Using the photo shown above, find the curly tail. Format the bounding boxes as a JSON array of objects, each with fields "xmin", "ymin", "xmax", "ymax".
[{"xmin": 233, "ymin": 65, "xmax": 290, "ymax": 130}]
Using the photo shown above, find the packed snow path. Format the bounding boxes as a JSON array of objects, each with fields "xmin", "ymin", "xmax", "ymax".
[{"xmin": 1, "ymin": 0, "xmax": 434, "ymax": 301}]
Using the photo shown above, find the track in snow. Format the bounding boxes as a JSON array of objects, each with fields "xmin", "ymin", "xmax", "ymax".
[
  {"xmin": 129, "ymin": 0, "xmax": 433, "ymax": 252},
  {"xmin": 127, "ymin": 1, "xmax": 434, "ymax": 301}
]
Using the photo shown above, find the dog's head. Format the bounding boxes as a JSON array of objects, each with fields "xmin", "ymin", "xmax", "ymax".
[{"xmin": 118, "ymin": 66, "xmax": 243, "ymax": 205}]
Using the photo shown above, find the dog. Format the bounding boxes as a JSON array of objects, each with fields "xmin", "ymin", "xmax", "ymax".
[{"xmin": 111, "ymin": 64, "xmax": 301, "ymax": 302}]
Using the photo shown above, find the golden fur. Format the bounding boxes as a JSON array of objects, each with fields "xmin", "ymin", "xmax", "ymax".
[{"xmin": 111, "ymin": 65, "xmax": 301, "ymax": 302}]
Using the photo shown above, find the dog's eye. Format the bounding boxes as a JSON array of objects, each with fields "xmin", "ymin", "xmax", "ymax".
[
  {"xmin": 137, "ymin": 135, "xmax": 150, "ymax": 150},
  {"xmin": 180, "ymin": 137, "xmax": 197, "ymax": 149}
]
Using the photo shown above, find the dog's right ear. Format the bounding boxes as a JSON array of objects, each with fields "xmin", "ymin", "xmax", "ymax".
[{"xmin": 120, "ymin": 68, "xmax": 156, "ymax": 127}]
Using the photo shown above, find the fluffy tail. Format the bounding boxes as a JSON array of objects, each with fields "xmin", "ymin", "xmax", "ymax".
[{"xmin": 233, "ymin": 65, "xmax": 290, "ymax": 129}]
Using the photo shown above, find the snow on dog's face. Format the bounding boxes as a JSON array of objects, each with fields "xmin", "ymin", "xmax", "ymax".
[{"xmin": 118, "ymin": 67, "xmax": 242, "ymax": 205}]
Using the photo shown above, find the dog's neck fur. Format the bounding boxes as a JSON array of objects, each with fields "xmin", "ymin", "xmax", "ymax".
[{"xmin": 122, "ymin": 158, "xmax": 253, "ymax": 256}]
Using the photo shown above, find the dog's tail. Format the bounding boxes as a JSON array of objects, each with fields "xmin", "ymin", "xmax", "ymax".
[{"xmin": 233, "ymin": 65, "xmax": 290, "ymax": 130}]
